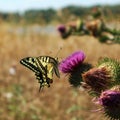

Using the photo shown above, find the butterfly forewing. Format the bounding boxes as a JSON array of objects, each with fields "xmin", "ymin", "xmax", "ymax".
[{"xmin": 20, "ymin": 57, "xmax": 40, "ymax": 74}]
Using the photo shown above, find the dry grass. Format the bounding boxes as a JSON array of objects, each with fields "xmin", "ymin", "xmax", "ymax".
[{"xmin": 0, "ymin": 23, "xmax": 120, "ymax": 120}]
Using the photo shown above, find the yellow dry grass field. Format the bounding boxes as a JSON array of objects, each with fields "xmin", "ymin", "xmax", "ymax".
[{"xmin": 0, "ymin": 23, "xmax": 120, "ymax": 120}]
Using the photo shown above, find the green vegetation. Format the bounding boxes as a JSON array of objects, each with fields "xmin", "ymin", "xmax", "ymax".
[{"xmin": 0, "ymin": 4, "xmax": 119, "ymax": 25}]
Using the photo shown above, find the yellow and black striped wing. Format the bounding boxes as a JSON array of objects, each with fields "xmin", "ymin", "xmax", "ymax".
[
  {"xmin": 20, "ymin": 56, "xmax": 60, "ymax": 91},
  {"xmin": 20, "ymin": 57, "xmax": 47, "ymax": 91},
  {"xmin": 20, "ymin": 57, "xmax": 39, "ymax": 74},
  {"xmin": 37, "ymin": 56, "xmax": 60, "ymax": 78}
]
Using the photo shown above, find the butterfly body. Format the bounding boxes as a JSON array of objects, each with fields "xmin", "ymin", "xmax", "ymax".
[{"xmin": 20, "ymin": 56, "xmax": 60, "ymax": 91}]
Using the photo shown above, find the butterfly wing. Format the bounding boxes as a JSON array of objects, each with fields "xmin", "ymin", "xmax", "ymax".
[
  {"xmin": 20, "ymin": 57, "xmax": 46, "ymax": 91},
  {"xmin": 48, "ymin": 57, "xmax": 60, "ymax": 78},
  {"xmin": 20, "ymin": 56, "xmax": 60, "ymax": 91},
  {"xmin": 37, "ymin": 56, "xmax": 60, "ymax": 78},
  {"xmin": 35, "ymin": 57, "xmax": 53, "ymax": 90},
  {"xmin": 20, "ymin": 57, "xmax": 39, "ymax": 74},
  {"xmin": 46, "ymin": 63, "xmax": 54, "ymax": 80}
]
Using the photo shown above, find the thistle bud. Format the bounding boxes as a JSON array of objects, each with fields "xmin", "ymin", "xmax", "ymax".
[
  {"xmin": 98, "ymin": 57, "xmax": 120, "ymax": 86},
  {"xmin": 82, "ymin": 57, "xmax": 120, "ymax": 95}
]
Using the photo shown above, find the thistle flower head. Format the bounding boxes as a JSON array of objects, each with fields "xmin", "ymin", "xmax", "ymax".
[
  {"xmin": 59, "ymin": 51, "xmax": 86, "ymax": 73},
  {"xmin": 98, "ymin": 57, "xmax": 120, "ymax": 86},
  {"xmin": 96, "ymin": 89, "xmax": 120, "ymax": 120},
  {"xmin": 82, "ymin": 67, "xmax": 111, "ymax": 95},
  {"xmin": 98, "ymin": 90, "xmax": 120, "ymax": 106},
  {"xmin": 57, "ymin": 25, "xmax": 71, "ymax": 39},
  {"xmin": 57, "ymin": 25, "xmax": 66, "ymax": 34},
  {"xmin": 59, "ymin": 51, "xmax": 92, "ymax": 87},
  {"xmin": 82, "ymin": 57, "xmax": 120, "ymax": 95}
]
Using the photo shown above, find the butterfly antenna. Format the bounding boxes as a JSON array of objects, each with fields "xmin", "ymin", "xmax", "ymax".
[{"xmin": 55, "ymin": 47, "xmax": 62, "ymax": 58}]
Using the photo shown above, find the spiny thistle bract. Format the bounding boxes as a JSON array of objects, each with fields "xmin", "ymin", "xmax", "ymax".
[
  {"xmin": 96, "ymin": 88, "xmax": 120, "ymax": 120},
  {"xmin": 59, "ymin": 51, "xmax": 92, "ymax": 87},
  {"xmin": 82, "ymin": 57, "xmax": 120, "ymax": 95},
  {"xmin": 69, "ymin": 63, "xmax": 92, "ymax": 87}
]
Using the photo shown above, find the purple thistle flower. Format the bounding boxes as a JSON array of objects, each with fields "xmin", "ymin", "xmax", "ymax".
[
  {"xmin": 57, "ymin": 25, "xmax": 66, "ymax": 34},
  {"xmin": 57, "ymin": 24, "xmax": 72, "ymax": 39},
  {"xmin": 98, "ymin": 90, "xmax": 120, "ymax": 107},
  {"xmin": 96, "ymin": 90, "xmax": 120, "ymax": 120},
  {"xmin": 59, "ymin": 51, "xmax": 85, "ymax": 73}
]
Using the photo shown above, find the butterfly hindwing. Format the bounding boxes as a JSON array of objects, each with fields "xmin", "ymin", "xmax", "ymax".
[
  {"xmin": 38, "ymin": 56, "xmax": 60, "ymax": 78},
  {"xmin": 47, "ymin": 57, "xmax": 60, "ymax": 78},
  {"xmin": 36, "ymin": 56, "xmax": 60, "ymax": 89}
]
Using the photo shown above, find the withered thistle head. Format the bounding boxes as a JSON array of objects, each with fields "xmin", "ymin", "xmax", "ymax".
[
  {"xmin": 82, "ymin": 57, "xmax": 120, "ymax": 95},
  {"xmin": 82, "ymin": 67, "xmax": 111, "ymax": 95},
  {"xmin": 98, "ymin": 57, "xmax": 120, "ymax": 86}
]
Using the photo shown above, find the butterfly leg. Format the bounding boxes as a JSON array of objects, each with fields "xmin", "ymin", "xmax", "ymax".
[
  {"xmin": 38, "ymin": 79, "xmax": 44, "ymax": 92},
  {"xmin": 39, "ymin": 84, "xmax": 43, "ymax": 92}
]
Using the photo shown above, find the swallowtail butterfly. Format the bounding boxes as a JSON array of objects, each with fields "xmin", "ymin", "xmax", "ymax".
[{"xmin": 20, "ymin": 56, "xmax": 60, "ymax": 91}]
